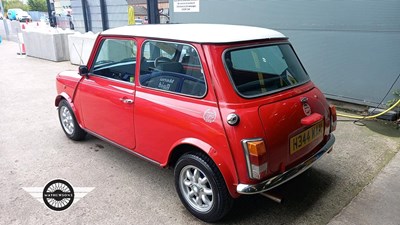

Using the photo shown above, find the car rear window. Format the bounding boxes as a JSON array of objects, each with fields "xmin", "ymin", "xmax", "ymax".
[{"xmin": 224, "ymin": 44, "xmax": 310, "ymax": 97}]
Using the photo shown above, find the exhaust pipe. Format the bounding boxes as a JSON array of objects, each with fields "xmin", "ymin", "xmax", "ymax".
[{"xmin": 260, "ymin": 191, "xmax": 283, "ymax": 204}]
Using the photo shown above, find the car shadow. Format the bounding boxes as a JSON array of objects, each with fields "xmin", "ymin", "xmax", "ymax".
[
  {"xmin": 222, "ymin": 168, "xmax": 336, "ymax": 224},
  {"xmin": 83, "ymin": 134, "xmax": 338, "ymax": 224}
]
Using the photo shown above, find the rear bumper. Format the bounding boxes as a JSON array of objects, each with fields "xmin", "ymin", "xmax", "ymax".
[{"xmin": 237, "ymin": 134, "xmax": 335, "ymax": 194}]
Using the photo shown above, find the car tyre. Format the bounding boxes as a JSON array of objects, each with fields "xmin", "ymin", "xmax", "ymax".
[
  {"xmin": 58, "ymin": 99, "xmax": 86, "ymax": 141},
  {"xmin": 174, "ymin": 152, "xmax": 233, "ymax": 222}
]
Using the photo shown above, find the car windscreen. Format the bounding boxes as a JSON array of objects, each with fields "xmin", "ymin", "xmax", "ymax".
[{"xmin": 224, "ymin": 43, "xmax": 310, "ymax": 98}]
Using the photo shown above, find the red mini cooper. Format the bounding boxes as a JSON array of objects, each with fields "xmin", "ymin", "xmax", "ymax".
[{"xmin": 55, "ymin": 24, "xmax": 336, "ymax": 222}]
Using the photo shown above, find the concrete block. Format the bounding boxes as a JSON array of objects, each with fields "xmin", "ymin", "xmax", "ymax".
[
  {"xmin": 68, "ymin": 31, "xmax": 98, "ymax": 65},
  {"xmin": 0, "ymin": 20, "xmax": 19, "ymax": 42},
  {"xmin": 22, "ymin": 28, "xmax": 74, "ymax": 61}
]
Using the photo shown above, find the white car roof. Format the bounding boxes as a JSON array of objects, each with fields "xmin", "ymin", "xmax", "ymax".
[{"xmin": 101, "ymin": 24, "xmax": 286, "ymax": 43}]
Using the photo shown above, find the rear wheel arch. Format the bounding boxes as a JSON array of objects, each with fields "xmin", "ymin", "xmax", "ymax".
[
  {"xmin": 168, "ymin": 144, "xmax": 199, "ymax": 168},
  {"xmin": 167, "ymin": 142, "xmax": 240, "ymax": 198},
  {"xmin": 173, "ymin": 150, "xmax": 234, "ymax": 222}
]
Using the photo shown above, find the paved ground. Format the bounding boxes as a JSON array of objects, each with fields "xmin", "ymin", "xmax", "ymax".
[
  {"xmin": 0, "ymin": 40, "xmax": 399, "ymax": 225},
  {"xmin": 328, "ymin": 148, "xmax": 400, "ymax": 225}
]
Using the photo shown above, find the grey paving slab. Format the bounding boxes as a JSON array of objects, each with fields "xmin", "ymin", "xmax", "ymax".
[{"xmin": 328, "ymin": 146, "xmax": 400, "ymax": 225}]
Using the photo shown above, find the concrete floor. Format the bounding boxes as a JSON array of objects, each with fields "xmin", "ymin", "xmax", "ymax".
[
  {"xmin": 328, "ymin": 148, "xmax": 400, "ymax": 225},
  {"xmin": 0, "ymin": 40, "xmax": 399, "ymax": 224}
]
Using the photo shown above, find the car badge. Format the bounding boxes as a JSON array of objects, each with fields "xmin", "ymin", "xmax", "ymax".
[{"xmin": 303, "ymin": 103, "xmax": 312, "ymax": 116}]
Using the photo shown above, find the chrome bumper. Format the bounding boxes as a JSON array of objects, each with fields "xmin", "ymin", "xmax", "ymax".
[{"xmin": 237, "ymin": 134, "xmax": 335, "ymax": 194}]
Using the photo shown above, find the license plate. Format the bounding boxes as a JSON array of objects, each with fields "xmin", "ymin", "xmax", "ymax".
[{"xmin": 290, "ymin": 120, "xmax": 324, "ymax": 155}]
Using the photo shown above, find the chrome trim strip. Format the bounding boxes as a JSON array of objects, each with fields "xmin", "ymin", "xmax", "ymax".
[
  {"xmin": 85, "ymin": 130, "xmax": 161, "ymax": 166},
  {"xmin": 237, "ymin": 134, "xmax": 335, "ymax": 194}
]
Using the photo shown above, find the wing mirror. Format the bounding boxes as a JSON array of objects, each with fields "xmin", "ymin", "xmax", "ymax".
[{"xmin": 78, "ymin": 65, "xmax": 89, "ymax": 77}]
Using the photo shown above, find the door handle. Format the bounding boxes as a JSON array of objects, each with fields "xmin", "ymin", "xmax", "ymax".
[
  {"xmin": 301, "ymin": 113, "xmax": 323, "ymax": 126},
  {"xmin": 120, "ymin": 98, "xmax": 134, "ymax": 104}
]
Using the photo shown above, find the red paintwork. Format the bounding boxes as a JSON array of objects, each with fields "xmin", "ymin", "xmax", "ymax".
[{"xmin": 55, "ymin": 34, "xmax": 334, "ymax": 198}]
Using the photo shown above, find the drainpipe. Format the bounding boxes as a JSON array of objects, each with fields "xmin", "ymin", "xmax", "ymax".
[
  {"xmin": 147, "ymin": 0, "xmax": 160, "ymax": 24},
  {"xmin": 45, "ymin": 0, "xmax": 52, "ymax": 22},
  {"xmin": 99, "ymin": 0, "xmax": 109, "ymax": 30},
  {"xmin": 81, "ymin": 0, "xmax": 90, "ymax": 32}
]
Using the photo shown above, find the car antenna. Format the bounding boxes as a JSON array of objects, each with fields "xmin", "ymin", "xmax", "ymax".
[{"xmin": 72, "ymin": 40, "xmax": 84, "ymax": 65}]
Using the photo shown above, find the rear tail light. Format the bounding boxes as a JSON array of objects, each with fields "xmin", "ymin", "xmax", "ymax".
[
  {"xmin": 242, "ymin": 139, "xmax": 268, "ymax": 180},
  {"xmin": 330, "ymin": 105, "xmax": 337, "ymax": 132}
]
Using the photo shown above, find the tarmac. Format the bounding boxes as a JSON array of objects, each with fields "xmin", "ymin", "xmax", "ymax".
[
  {"xmin": 1, "ymin": 37, "xmax": 400, "ymax": 224},
  {"xmin": 328, "ymin": 133, "xmax": 400, "ymax": 225}
]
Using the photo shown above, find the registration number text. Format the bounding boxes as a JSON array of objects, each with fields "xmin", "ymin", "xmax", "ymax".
[{"xmin": 290, "ymin": 121, "xmax": 324, "ymax": 154}]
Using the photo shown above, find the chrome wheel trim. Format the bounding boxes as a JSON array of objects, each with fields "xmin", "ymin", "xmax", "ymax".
[
  {"xmin": 179, "ymin": 165, "xmax": 214, "ymax": 212},
  {"xmin": 60, "ymin": 105, "xmax": 74, "ymax": 135}
]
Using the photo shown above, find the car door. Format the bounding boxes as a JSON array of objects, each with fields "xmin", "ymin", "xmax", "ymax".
[
  {"xmin": 76, "ymin": 37, "xmax": 137, "ymax": 149},
  {"xmin": 134, "ymin": 40, "xmax": 214, "ymax": 162}
]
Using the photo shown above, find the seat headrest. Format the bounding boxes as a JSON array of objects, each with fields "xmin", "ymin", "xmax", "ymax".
[{"xmin": 156, "ymin": 62, "xmax": 184, "ymax": 73}]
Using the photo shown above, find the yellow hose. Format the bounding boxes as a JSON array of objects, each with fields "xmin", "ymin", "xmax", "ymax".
[{"xmin": 337, "ymin": 98, "xmax": 400, "ymax": 119}]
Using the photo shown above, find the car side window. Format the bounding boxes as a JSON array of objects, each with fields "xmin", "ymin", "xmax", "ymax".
[
  {"xmin": 139, "ymin": 41, "xmax": 206, "ymax": 97},
  {"xmin": 90, "ymin": 38, "xmax": 137, "ymax": 83}
]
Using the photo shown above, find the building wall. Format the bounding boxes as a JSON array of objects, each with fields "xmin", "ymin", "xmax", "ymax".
[
  {"xmin": 54, "ymin": 0, "xmax": 71, "ymax": 15},
  {"xmin": 170, "ymin": 0, "xmax": 400, "ymax": 106},
  {"xmin": 72, "ymin": 0, "xmax": 170, "ymax": 33},
  {"xmin": 71, "ymin": 0, "xmax": 128, "ymax": 33}
]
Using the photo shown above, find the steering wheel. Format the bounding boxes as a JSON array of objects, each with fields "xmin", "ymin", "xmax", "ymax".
[{"xmin": 154, "ymin": 56, "xmax": 172, "ymax": 67}]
